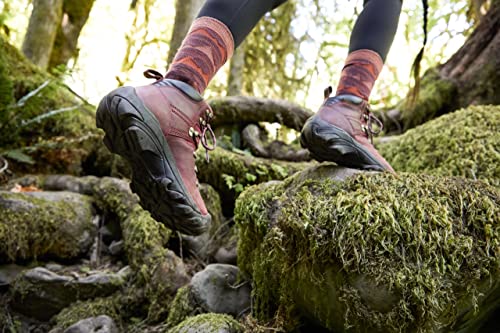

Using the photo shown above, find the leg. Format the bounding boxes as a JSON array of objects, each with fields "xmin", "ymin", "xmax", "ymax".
[
  {"xmin": 166, "ymin": 0, "xmax": 288, "ymax": 94},
  {"xmin": 301, "ymin": 0, "xmax": 402, "ymax": 172},
  {"xmin": 96, "ymin": 0, "xmax": 287, "ymax": 235}
]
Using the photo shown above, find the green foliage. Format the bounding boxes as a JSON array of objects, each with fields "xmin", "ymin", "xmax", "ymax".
[
  {"xmin": 235, "ymin": 171, "xmax": 499, "ymax": 332},
  {"xmin": 380, "ymin": 105, "xmax": 500, "ymax": 187}
]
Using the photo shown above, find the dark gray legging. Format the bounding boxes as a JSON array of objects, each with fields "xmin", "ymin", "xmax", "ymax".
[{"xmin": 197, "ymin": 0, "xmax": 401, "ymax": 61}]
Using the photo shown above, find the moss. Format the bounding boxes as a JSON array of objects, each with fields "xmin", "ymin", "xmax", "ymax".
[
  {"xmin": 53, "ymin": 296, "xmax": 121, "ymax": 330},
  {"xmin": 196, "ymin": 147, "xmax": 311, "ymax": 214},
  {"xmin": 380, "ymin": 105, "xmax": 500, "ymax": 188},
  {"xmin": 0, "ymin": 191, "xmax": 95, "ymax": 262},
  {"xmin": 168, "ymin": 313, "xmax": 243, "ymax": 333},
  {"xmin": 165, "ymin": 286, "xmax": 201, "ymax": 328},
  {"xmin": 0, "ymin": 35, "xmax": 100, "ymax": 174},
  {"xmin": 92, "ymin": 177, "xmax": 180, "ymax": 322},
  {"xmin": 399, "ymin": 68, "xmax": 458, "ymax": 131},
  {"xmin": 199, "ymin": 183, "xmax": 224, "ymax": 233},
  {"xmin": 235, "ymin": 171, "xmax": 500, "ymax": 332}
]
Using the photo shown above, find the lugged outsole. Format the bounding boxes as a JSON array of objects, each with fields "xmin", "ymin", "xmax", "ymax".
[
  {"xmin": 300, "ymin": 116, "xmax": 386, "ymax": 172},
  {"xmin": 96, "ymin": 86, "xmax": 210, "ymax": 236}
]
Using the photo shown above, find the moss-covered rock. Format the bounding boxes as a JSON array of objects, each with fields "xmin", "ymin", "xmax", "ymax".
[
  {"xmin": 0, "ymin": 35, "xmax": 102, "ymax": 175},
  {"xmin": 235, "ymin": 165, "xmax": 500, "ymax": 332},
  {"xmin": 168, "ymin": 313, "xmax": 243, "ymax": 333},
  {"xmin": 0, "ymin": 190, "xmax": 95, "ymax": 262},
  {"xmin": 53, "ymin": 296, "xmax": 122, "ymax": 330},
  {"xmin": 166, "ymin": 286, "xmax": 201, "ymax": 328},
  {"xmin": 92, "ymin": 177, "xmax": 186, "ymax": 322},
  {"xmin": 379, "ymin": 105, "xmax": 500, "ymax": 188}
]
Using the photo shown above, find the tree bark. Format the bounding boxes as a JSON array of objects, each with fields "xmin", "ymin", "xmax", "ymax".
[
  {"xmin": 227, "ymin": 43, "xmax": 246, "ymax": 96},
  {"xmin": 48, "ymin": 0, "xmax": 96, "ymax": 70},
  {"xmin": 22, "ymin": 0, "xmax": 64, "ymax": 69},
  {"xmin": 166, "ymin": 0, "xmax": 204, "ymax": 66},
  {"xmin": 209, "ymin": 96, "xmax": 314, "ymax": 132},
  {"xmin": 383, "ymin": 1, "xmax": 500, "ymax": 133}
]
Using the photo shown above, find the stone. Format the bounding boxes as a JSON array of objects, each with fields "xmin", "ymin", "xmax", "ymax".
[
  {"xmin": 235, "ymin": 165, "xmax": 500, "ymax": 332},
  {"xmin": 10, "ymin": 267, "xmax": 126, "ymax": 321},
  {"xmin": 0, "ymin": 191, "xmax": 96, "ymax": 263},
  {"xmin": 63, "ymin": 315, "xmax": 118, "ymax": 333},
  {"xmin": 190, "ymin": 264, "xmax": 250, "ymax": 317}
]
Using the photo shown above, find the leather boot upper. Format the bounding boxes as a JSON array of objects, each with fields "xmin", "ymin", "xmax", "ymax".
[{"xmin": 135, "ymin": 76, "xmax": 215, "ymax": 215}]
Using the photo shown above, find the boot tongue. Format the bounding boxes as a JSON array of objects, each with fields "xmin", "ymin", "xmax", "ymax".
[
  {"xmin": 154, "ymin": 79, "xmax": 204, "ymax": 102},
  {"xmin": 333, "ymin": 94, "xmax": 364, "ymax": 105}
]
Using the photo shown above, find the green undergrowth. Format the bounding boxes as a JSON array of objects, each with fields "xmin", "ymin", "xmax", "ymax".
[
  {"xmin": 196, "ymin": 147, "xmax": 311, "ymax": 214},
  {"xmin": 235, "ymin": 172, "xmax": 500, "ymax": 332},
  {"xmin": 0, "ymin": 191, "xmax": 94, "ymax": 262},
  {"xmin": 380, "ymin": 105, "xmax": 500, "ymax": 187}
]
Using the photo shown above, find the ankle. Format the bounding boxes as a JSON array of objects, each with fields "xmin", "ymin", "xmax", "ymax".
[{"xmin": 335, "ymin": 49, "xmax": 383, "ymax": 101}]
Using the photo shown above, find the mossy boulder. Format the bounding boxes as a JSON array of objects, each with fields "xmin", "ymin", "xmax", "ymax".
[
  {"xmin": 0, "ymin": 35, "xmax": 104, "ymax": 175},
  {"xmin": 379, "ymin": 105, "xmax": 500, "ymax": 187},
  {"xmin": 10, "ymin": 267, "xmax": 127, "ymax": 321},
  {"xmin": 0, "ymin": 190, "xmax": 95, "ymax": 262},
  {"xmin": 235, "ymin": 165, "xmax": 499, "ymax": 332},
  {"xmin": 168, "ymin": 313, "xmax": 243, "ymax": 333}
]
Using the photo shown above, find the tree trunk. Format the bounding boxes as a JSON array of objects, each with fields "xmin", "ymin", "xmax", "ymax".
[
  {"xmin": 166, "ymin": 0, "xmax": 204, "ymax": 66},
  {"xmin": 22, "ymin": 0, "xmax": 64, "ymax": 69},
  {"xmin": 227, "ymin": 43, "xmax": 246, "ymax": 96},
  {"xmin": 48, "ymin": 0, "xmax": 96, "ymax": 70},
  {"xmin": 209, "ymin": 96, "xmax": 313, "ymax": 132},
  {"xmin": 384, "ymin": 0, "xmax": 500, "ymax": 133}
]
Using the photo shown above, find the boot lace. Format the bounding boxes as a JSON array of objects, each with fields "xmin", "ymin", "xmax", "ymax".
[
  {"xmin": 189, "ymin": 109, "xmax": 216, "ymax": 162},
  {"xmin": 361, "ymin": 106, "xmax": 384, "ymax": 144},
  {"xmin": 143, "ymin": 69, "xmax": 217, "ymax": 162}
]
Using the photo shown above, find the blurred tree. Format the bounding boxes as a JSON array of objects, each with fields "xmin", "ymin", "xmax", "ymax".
[
  {"xmin": 166, "ymin": 0, "xmax": 204, "ymax": 66},
  {"xmin": 21, "ymin": 0, "xmax": 63, "ymax": 69},
  {"xmin": 48, "ymin": 0, "xmax": 96, "ymax": 70},
  {"xmin": 380, "ymin": 0, "xmax": 500, "ymax": 133},
  {"xmin": 227, "ymin": 42, "xmax": 245, "ymax": 96}
]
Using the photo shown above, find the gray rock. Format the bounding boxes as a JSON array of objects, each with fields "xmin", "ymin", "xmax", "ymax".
[
  {"xmin": 190, "ymin": 264, "xmax": 250, "ymax": 317},
  {"xmin": 63, "ymin": 315, "xmax": 118, "ymax": 333},
  {"xmin": 213, "ymin": 246, "xmax": 237, "ymax": 265},
  {"xmin": 0, "ymin": 264, "xmax": 24, "ymax": 287},
  {"xmin": 10, "ymin": 267, "xmax": 126, "ymax": 321}
]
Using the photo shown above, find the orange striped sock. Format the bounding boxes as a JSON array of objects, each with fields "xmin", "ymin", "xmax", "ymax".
[
  {"xmin": 336, "ymin": 49, "xmax": 384, "ymax": 101},
  {"xmin": 165, "ymin": 17, "xmax": 234, "ymax": 95}
]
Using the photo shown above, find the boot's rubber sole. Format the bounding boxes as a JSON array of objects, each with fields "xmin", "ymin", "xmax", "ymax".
[
  {"xmin": 96, "ymin": 86, "xmax": 210, "ymax": 236},
  {"xmin": 300, "ymin": 116, "xmax": 386, "ymax": 171}
]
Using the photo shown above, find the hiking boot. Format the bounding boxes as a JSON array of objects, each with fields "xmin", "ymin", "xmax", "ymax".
[
  {"xmin": 96, "ymin": 69, "xmax": 215, "ymax": 235},
  {"xmin": 300, "ymin": 87, "xmax": 394, "ymax": 173}
]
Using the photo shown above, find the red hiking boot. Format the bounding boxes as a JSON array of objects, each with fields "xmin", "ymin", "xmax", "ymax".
[
  {"xmin": 96, "ymin": 70, "xmax": 215, "ymax": 235},
  {"xmin": 300, "ymin": 87, "xmax": 394, "ymax": 172}
]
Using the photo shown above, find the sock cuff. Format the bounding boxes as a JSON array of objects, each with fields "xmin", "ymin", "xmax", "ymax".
[
  {"xmin": 344, "ymin": 49, "xmax": 384, "ymax": 77},
  {"xmin": 191, "ymin": 16, "xmax": 235, "ymax": 61}
]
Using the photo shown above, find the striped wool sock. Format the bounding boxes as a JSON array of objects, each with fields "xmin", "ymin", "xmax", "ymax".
[
  {"xmin": 335, "ymin": 49, "xmax": 384, "ymax": 101},
  {"xmin": 165, "ymin": 16, "xmax": 234, "ymax": 95}
]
